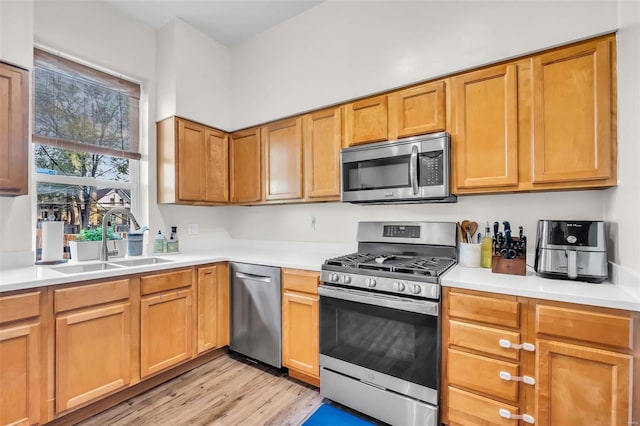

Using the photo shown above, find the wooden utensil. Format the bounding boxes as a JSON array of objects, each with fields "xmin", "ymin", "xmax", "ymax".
[
  {"xmin": 456, "ymin": 222, "xmax": 465, "ymax": 243},
  {"xmin": 460, "ymin": 220, "xmax": 470, "ymax": 243},
  {"xmin": 467, "ymin": 221, "xmax": 478, "ymax": 239}
]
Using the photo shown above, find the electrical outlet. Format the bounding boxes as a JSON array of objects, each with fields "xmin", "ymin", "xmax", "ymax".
[
  {"xmin": 308, "ymin": 215, "xmax": 316, "ymax": 231},
  {"xmin": 187, "ymin": 224, "xmax": 199, "ymax": 235}
]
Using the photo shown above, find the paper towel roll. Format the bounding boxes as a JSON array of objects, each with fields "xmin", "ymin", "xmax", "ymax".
[{"xmin": 41, "ymin": 221, "xmax": 64, "ymax": 262}]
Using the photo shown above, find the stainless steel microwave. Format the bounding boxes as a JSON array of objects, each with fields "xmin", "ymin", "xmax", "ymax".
[{"xmin": 341, "ymin": 132, "xmax": 455, "ymax": 204}]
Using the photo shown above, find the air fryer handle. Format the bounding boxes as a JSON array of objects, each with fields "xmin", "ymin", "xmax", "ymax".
[{"xmin": 566, "ymin": 250, "xmax": 577, "ymax": 279}]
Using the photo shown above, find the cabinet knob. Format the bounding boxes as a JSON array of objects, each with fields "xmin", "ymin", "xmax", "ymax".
[
  {"xmin": 499, "ymin": 371, "xmax": 536, "ymax": 386},
  {"xmin": 499, "ymin": 408, "xmax": 535, "ymax": 424},
  {"xmin": 499, "ymin": 339, "xmax": 535, "ymax": 352}
]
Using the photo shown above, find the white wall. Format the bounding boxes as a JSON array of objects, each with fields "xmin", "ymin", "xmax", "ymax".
[
  {"xmin": 605, "ymin": 0, "xmax": 640, "ymax": 272},
  {"xmin": 227, "ymin": 0, "xmax": 639, "ymax": 271},
  {"xmin": 230, "ymin": 0, "xmax": 618, "ymax": 129},
  {"xmin": 156, "ymin": 18, "xmax": 231, "ymax": 130}
]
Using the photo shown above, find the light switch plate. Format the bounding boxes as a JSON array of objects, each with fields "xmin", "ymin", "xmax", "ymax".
[{"xmin": 187, "ymin": 224, "xmax": 199, "ymax": 235}]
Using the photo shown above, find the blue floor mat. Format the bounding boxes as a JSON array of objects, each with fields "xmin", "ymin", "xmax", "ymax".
[{"xmin": 302, "ymin": 403, "xmax": 375, "ymax": 426}]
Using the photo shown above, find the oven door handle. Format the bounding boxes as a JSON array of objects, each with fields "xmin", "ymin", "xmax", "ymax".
[
  {"xmin": 318, "ymin": 285, "xmax": 438, "ymax": 316},
  {"xmin": 410, "ymin": 144, "xmax": 419, "ymax": 195}
]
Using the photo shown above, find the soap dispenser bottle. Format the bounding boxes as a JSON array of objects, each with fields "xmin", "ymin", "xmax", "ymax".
[
  {"xmin": 154, "ymin": 230, "xmax": 165, "ymax": 254},
  {"xmin": 167, "ymin": 226, "xmax": 179, "ymax": 253},
  {"xmin": 481, "ymin": 222, "xmax": 493, "ymax": 268}
]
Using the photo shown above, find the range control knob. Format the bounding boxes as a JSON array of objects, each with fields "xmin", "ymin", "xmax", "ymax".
[
  {"xmin": 410, "ymin": 284, "xmax": 422, "ymax": 294},
  {"xmin": 330, "ymin": 273, "xmax": 339, "ymax": 282},
  {"xmin": 365, "ymin": 278, "xmax": 376, "ymax": 288},
  {"xmin": 393, "ymin": 281, "xmax": 406, "ymax": 292},
  {"xmin": 343, "ymin": 275, "xmax": 352, "ymax": 284}
]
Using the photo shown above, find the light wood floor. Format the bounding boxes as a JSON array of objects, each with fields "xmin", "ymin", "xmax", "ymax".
[{"xmin": 78, "ymin": 354, "xmax": 324, "ymax": 426}]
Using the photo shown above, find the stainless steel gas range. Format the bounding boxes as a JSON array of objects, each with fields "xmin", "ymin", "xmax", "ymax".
[{"xmin": 319, "ymin": 221, "xmax": 457, "ymax": 426}]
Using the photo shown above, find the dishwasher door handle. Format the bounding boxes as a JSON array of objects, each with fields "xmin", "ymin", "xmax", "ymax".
[{"xmin": 235, "ymin": 271, "xmax": 272, "ymax": 283}]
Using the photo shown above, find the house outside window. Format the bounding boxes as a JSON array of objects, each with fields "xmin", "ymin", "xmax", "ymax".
[{"xmin": 32, "ymin": 48, "xmax": 141, "ymax": 259}]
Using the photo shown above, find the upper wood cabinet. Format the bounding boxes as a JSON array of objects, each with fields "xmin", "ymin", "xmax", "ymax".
[
  {"xmin": 230, "ymin": 127, "xmax": 262, "ymax": 203},
  {"xmin": 157, "ymin": 116, "xmax": 229, "ymax": 204},
  {"xmin": 262, "ymin": 117, "xmax": 303, "ymax": 201},
  {"xmin": 344, "ymin": 95, "xmax": 388, "ymax": 146},
  {"xmin": 303, "ymin": 106, "xmax": 343, "ymax": 201},
  {"xmin": 531, "ymin": 38, "xmax": 614, "ymax": 185},
  {"xmin": 451, "ymin": 35, "xmax": 617, "ymax": 195},
  {"xmin": 0, "ymin": 291, "xmax": 43, "ymax": 425},
  {"xmin": 388, "ymin": 80, "xmax": 446, "ymax": 140},
  {"xmin": 451, "ymin": 63, "xmax": 519, "ymax": 190},
  {"xmin": 0, "ymin": 62, "xmax": 29, "ymax": 196}
]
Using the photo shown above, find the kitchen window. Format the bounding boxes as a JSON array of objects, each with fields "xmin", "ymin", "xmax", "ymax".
[{"xmin": 32, "ymin": 48, "xmax": 141, "ymax": 259}]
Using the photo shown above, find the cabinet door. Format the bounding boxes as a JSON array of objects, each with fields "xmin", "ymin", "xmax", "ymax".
[
  {"xmin": 140, "ymin": 289, "xmax": 193, "ymax": 378},
  {"xmin": 0, "ymin": 323, "xmax": 40, "ymax": 425},
  {"xmin": 230, "ymin": 127, "xmax": 261, "ymax": 203},
  {"xmin": 204, "ymin": 128, "xmax": 229, "ymax": 203},
  {"xmin": 56, "ymin": 303, "xmax": 131, "ymax": 412},
  {"xmin": 282, "ymin": 290, "xmax": 319, "ymax": 378},
  {"xmin": 177, "ymin": 119, "xmax": 206, "ymax": 201},
  {"xmin": 196, "ymin": 264, "xmax": 229, "ymax": 353},
  {"xmin": 262, "ymin": 117, "xmax": 303, "ymax": 201},
  {"xmin": 388, "ymin": 81, "xmax": 446, "ymax": 140},
  {"xmin": 344, "ymin": 95, "xmax": 388, "ymax": 146},
  {"xmin": 451, "ymin": 64, "xmax": 519, "ymax": 190},
  {"xmin": 0, "ymin": 62, "xmax": 29, "ymax": 195},
  {"xmin": 531, "ymin": 39, "xmax": 613, "ymax": 184},
  {"xmin": 303, "ymin": 107, "xmax": 342, "ymax": 200},
  {"xmin": 536, "ymin": 339, "xmax": 631, "ymax": 426}
]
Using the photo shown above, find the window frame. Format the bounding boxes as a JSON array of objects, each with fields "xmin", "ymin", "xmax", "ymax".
[{"xmin": 31, "ymin": 45, "xmax": 142, "ymax": 243}]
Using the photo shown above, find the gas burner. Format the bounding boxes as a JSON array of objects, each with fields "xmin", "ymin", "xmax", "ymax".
[
  {"xmin": 394, "ymin": 257, "xmax": 457, "ymax": 276},
  {"xmin": 325, "ymin": 252, "xmax": 375, "ymax": 268}
]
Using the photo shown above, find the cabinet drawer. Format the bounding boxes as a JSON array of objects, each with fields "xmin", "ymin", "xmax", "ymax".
[
  {"xmin": 0, "ymin": 291, "xmax": 40, "ymax": 324},
  {"xmin": 55, "ymin": 279, "xmax": 130, "ymax": 313},
  {"xmin": 282, "ymin": 268, "xmax": 319, "ymax": 294},
  {"xmin": 536, "ymin": 304, "xmax": 632, "ymax": 350},
  {"xmin": 449, "ymin": 291, "xmax": 519, "ymax": 328},
  {"xmin": 449, "ymin": 320, "xmax": 521, "ymax": 360},
  {"xmin": 141, "ymin": 269, "xmax": 192, "ymax": 295},
  {"xmin": 448, "ymin": 348, "xmax": 519, "ymax": 403},
  {"xmin": 448, "ymin": 386, "xmax": 519, "ymax": 426}
]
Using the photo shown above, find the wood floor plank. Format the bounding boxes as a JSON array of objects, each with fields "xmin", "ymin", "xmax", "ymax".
[{"xmin": 78, "ymin": 354, "xmax": 324, "ymax": 426}]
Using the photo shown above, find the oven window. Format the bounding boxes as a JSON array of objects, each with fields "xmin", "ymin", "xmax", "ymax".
[
  {"xmin": 320, "ymin": 295, "xmax": 438, "ymax": 389},
  {"xmin": 344, "ymin": 155, "xmax": 410, "ymax": 191}
]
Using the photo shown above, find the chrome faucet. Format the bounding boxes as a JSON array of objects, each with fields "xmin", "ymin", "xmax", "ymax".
[{"xmin": 101, "ymin": 208, "xmax": 140, "ymax": 261}]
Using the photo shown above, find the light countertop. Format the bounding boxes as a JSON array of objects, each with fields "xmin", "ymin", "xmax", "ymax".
[
  {"xmin": 2, "ymin": 240, "xmax": 639, "ymax": 312},
  {"xmin": 442, "ymin": 265, "xmax": 640, "ymax": 312}
]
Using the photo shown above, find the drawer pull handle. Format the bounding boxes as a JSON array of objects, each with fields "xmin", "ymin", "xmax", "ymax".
[
  {"xmin": 499, "ymin": 371, "xmax": 536, "ymax": 385},
  {"xmin": 499, "ymin": 339, "xmax": 535, "ymax": 352},
  {"xmin": 499, "ymin": 408, "xmax": 535, "ymax": 424}
]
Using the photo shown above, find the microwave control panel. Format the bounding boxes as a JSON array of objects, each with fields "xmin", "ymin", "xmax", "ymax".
[{"xmin": 419, "ymin": 151, "xmax": 444, "ymax": 186}]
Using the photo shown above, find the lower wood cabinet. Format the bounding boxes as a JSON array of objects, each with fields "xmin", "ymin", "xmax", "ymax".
[
  {"xmin": 282, "ymin": 268, "xmax": 320, "ymax": 387},
  {"xmin": 54, "ymin": 279, "xmax": 133, "ymax": 413},
  {"xmin": 442, "ymin": 287, "xmax": 639, "ymax": 426},
  {"xmin": 197, "ymin": 263, "xmax": 229, "ymax": 354},
  {"xmin": 140, "ymin": 280, "xmax": 193, "ymax": 378},
  {"xmin": 0, "ymin": 290, "xmax": 43, "ymax": 425}
]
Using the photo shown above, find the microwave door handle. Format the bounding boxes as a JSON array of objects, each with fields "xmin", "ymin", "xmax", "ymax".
[{"xmin": 410, "ymin": 145, "xmax": 419, "ymax": 195}]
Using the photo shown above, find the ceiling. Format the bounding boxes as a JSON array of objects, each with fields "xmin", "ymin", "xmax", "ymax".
[{"xmin": 102, "ymin": 0, "xmax": 324, "ymax": 47}]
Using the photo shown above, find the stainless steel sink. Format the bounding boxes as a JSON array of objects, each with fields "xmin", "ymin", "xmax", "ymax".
[
  {"xmin": 108, "ymin": 257, "xmax": 173, "ymax": 267},
  {"xmin": 52, "ymin": 262, "xmax": 125, "ymax": 274}
]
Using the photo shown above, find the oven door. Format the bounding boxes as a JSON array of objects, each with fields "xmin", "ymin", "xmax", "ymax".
[{"xmin": 318, "ymin": 284, "xmax": 439, "ymax": 404}]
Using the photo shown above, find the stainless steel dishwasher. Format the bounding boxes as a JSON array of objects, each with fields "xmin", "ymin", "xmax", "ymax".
[{"xmin": 229, "ymin": 262, "xmax": 282, "ymax": 368}]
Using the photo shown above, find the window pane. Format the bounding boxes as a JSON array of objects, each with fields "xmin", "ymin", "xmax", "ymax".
[
  {"xmin": 33, "ymin": 65, "xmax": 137, "ymax": 153},
  {"xmin": 36, "ymin": 183, "xmax": 134, "ymax": 261},
  {"xmin": 35, "ymin": 144, "xmax": 131, "ymax": 181}
]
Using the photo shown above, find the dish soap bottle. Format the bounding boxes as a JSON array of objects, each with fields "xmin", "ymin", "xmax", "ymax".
[
  {"xmin": 167, "ymin": 226, "xmax": 179, "ymax": 253},
  {"xmin": 481, "ymin": 222, "xmax": 492, "ymax": 268},
  {"xmin": 154, "ymin": 230, "xmax": 165, "ymax": 254}
]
